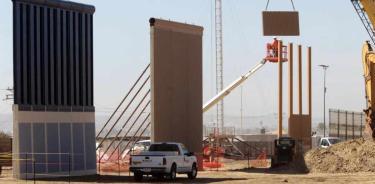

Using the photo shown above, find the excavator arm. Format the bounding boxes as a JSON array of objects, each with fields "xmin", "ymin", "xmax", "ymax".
[
  {"xmin": 352, "ymin": 0, "xmax": 375, "ymax": 139},
  {"xmin": 362, "ymin": 42, "xmax": 375, "ymax": 139},
  {"xmin": 352, "ymin": 0, "xmax": 375, "ymax": 45}
]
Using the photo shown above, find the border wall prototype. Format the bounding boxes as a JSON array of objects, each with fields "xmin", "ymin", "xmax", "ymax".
[
  {"xmin": 150, "ymin": 18, "xmax": 203, "ymax": 153},
  {"xmin": 12, "ymin": 0, "xmax": 96, "ymax": 178}
]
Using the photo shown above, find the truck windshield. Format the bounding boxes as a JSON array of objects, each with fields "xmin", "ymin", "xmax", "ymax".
[
  {"xmin": 149, "ymin": 144, "xmax": 180, "ymax": 153},
  {"xmin": 328, "ymin": 138, "xmax": 340, "ymax": 145}
]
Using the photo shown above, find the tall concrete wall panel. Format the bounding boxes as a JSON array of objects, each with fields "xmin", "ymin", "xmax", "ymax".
[
  {"xmin": 12, "ymin": 0, "xmax": 96, "ymax": 178},
  {"xmin": 150, "ymin": 18, "xmax": 203, "ymax": 153}
]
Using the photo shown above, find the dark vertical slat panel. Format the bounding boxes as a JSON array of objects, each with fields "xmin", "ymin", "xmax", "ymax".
[
  {"xmin": 35, "ymin": 6, "xmax": 42, "ymax": 105},
  {"xmin": 13, "ymin": 1, "xmax": 95, "ymax": 108},
  {"xmin": 91, "ymin": 15, "xmax": 94, "ymax": 106},
  {"xmin": 43, "ymin": 8, "xmax": 49, "ymax": 105},
  {"xmin": 69, "ymin": 11, "xmax": 74, "ymax": 106},
  {"xmin": 56, "ymin": 9, "xmax": 62, "ymax": 106},
  {"xmin": 87, "ymin": 14, "xmax": 92, "ymax": 106},
  {"xmin": 22, "ymin": 4, "xmax": 28, "ymax": 104},
  {"xmin": 81, "ymin": 13, "xmax": 86, "ymax": 106},
  {"xmin": 14, "ymin": 2, "xmax": 22, "ymax": 104},
  {"xmin": 74, "ymin": 12, "xmax": 80, "ymax": 106},
  {"xmin": 49, "ymin": 8, "xmax": 55, "ymax": 105},
  {"xmin": 62, "ymin": 10, "xmax": 68, "ymax": 106},
  {"xmin": 29, "ymin": 5, "xmax": 36, "ymax": 105}
]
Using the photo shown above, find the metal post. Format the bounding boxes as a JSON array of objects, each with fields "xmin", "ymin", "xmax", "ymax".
[
  {"xmin": 240, "ymin": 86, "xmax": 243, "ymax": 134},
  {"xmin": 298, "ymin": 45, "xmax": 302, "ymax": 115},
  {"xmin": 118, "ymin": 148, "xmax": 120, "ymax": 176},
  {"xmin": 323, "ymin": 68, "xmax": 326, "ymax": 137},
  {"xmin": 345, "ymin": 111, "xmax": 348, "ymax": 140},
  {"xmin": 318, "ymin": 64, "xmax": 328, "ymax": 137},
  {"xmin": 352, "ymin": 112, "xmax": 355, "ymax": 139},
  {"xmin": 288, "ymin": 43, "xmax": 293, "ymax": 117},
  {"xmin": 329, "ymin": 109, "xmax": 331, "ymax": 136},
  {"xmin": 308, "ymin": 47, "xmax": 312, "ymax": 149},
  {"xmin": 278, "ymin": 40, "xmax": 283, "ymax": 138},
  {"xmin": 337, "ymin": 110, "xmax": 340, "ymax": 138},
  {"xmin": 308, "ymin": 47, "xmax": 312, "ymax": 116}
]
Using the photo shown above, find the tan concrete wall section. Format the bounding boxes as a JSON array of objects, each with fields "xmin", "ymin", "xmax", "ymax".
[{"xmin": 150, "ymin": 18, "xmax": 203, "ymax": 153}]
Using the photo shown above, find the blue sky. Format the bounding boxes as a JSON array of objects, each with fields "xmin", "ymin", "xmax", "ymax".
[{"xmin": 0, "ymin": 0, "xmax": 370, "ymax": 124}]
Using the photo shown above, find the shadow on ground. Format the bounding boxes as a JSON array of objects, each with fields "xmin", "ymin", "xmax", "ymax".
[
  {"xmin": 231, "ymin": 154, "xmax": 309, "ymax": 175},
  {"xmin": 37, "ymin": 174, "xmax": 247, "ymax": 183}
]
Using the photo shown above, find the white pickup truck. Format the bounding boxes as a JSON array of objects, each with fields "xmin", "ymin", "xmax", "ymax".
[{"xmin": 129, "ymin": 142, "xmax": 198, "ymax": 181}]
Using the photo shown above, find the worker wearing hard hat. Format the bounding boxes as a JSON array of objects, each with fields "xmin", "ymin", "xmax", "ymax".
[
  {"xmin": 266, "ymin": 37, "xmax": 280, "ymax": 59},
  {"xmin": 270, "ymin": 37, "xmax": 279, "ymax": 57}
]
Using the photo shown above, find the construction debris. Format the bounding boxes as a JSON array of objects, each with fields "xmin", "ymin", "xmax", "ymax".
[{"xmin": 304, "ymin": 138, "xmax": 375, "ymax": 173}]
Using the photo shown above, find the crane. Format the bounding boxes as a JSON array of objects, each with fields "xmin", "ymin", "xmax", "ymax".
[
  {"xmin": 203, "ymin": 59, "xmax": 267, "ymax": 112},
  {"xmin": 203, "ymin": 39, "xmax": 286, "ymax": 113},
  {"xmin": 351, "ymin": 0, "xmax": 375, "ymax": 139}
]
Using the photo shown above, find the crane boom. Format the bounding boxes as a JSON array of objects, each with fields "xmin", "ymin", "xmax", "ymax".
[{"xmin": 203, "ymin": 59, "xmax": 267, "ymax": 112}]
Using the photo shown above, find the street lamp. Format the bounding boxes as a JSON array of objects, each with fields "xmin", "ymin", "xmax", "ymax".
[{"xmin": 318, "ymin": 65, "xmax": 329, "ymax": 137}]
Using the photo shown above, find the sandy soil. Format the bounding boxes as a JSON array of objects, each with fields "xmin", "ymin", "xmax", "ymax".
[{"xmin": 305, "ymin": 138, "xmax": 375, "ymax": 173}]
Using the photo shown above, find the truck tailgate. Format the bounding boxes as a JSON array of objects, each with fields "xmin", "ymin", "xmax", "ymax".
[{"xmin": 131, "ymin": 155, "xmax": 165, "ymax": 168}]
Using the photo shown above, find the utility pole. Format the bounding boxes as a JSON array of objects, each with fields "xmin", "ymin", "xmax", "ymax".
[
  {"xmin": 215, "ymin": 0, "xmax": 224, "ymax": 134},
  {"xmin": 240, "ymin": 86, "xmax": 243, "ymax": 134},
  {"xmin": 319, "ymin": 65, "xmax": 329, "ymax": 137}
]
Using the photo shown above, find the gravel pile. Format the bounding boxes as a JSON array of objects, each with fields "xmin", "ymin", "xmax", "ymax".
[{"xmin": 304, "ymin": 138, "xmax": 375, "ymax": 173}]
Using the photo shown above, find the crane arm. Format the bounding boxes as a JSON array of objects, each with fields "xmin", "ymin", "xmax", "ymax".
[{"xmin": 203, "ymin": 59, "xmax": 267, "ymax": 112}]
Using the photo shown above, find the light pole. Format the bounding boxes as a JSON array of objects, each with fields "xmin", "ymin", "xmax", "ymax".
[{"xmin": 319, "ymin": 65, "xmax": 329, "ymax": 137}]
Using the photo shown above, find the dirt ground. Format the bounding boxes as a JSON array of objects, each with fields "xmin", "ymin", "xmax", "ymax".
[
  {"xmin": 2, "ymin": 165, "xmax": 375, "ymax": 184},
  {"xmin": 305, "ymin": 138, "xmax": 375, "ymax": 173}
]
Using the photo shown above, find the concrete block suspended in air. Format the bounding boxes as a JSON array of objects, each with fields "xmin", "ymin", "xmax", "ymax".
[{"xmin": 262, "ymin": 11, "xmax": 300, "ymax": 36}]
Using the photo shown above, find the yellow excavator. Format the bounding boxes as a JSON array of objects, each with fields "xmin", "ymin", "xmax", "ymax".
[{"xmin": 352, "ymin": 0, "xmax": 375, "ymax": 139}]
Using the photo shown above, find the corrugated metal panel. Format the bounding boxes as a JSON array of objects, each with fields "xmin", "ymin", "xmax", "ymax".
[
  {"xmin": 262, "ymin": 11, "xmax": 300, "ymax": 36},
  {"xmin": 13, "ymin": 0, "xmax": 95, "ymax": 110}
]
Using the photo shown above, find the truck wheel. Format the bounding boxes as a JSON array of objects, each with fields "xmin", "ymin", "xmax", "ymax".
[
  {"xmin": 169, "ymin": 164, "xmax": 177, "ymax": 180},
  {"xmin": 187, "ymin": 163, "xmax": 197, "ymax": 179},
  {"xmin": 134, "ymin": 172, "xmax": 143, "ymax": 181}
]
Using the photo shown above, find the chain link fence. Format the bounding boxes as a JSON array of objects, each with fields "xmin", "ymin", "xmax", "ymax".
[{"xmin": 329, "ymin": 109, "xmax": 365, "ymax": 140}]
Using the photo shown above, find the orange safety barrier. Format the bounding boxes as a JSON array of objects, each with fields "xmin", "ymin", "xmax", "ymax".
[{"xmin": 203, "ymin": 161, "xmax": 223, "ymax": 168}]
